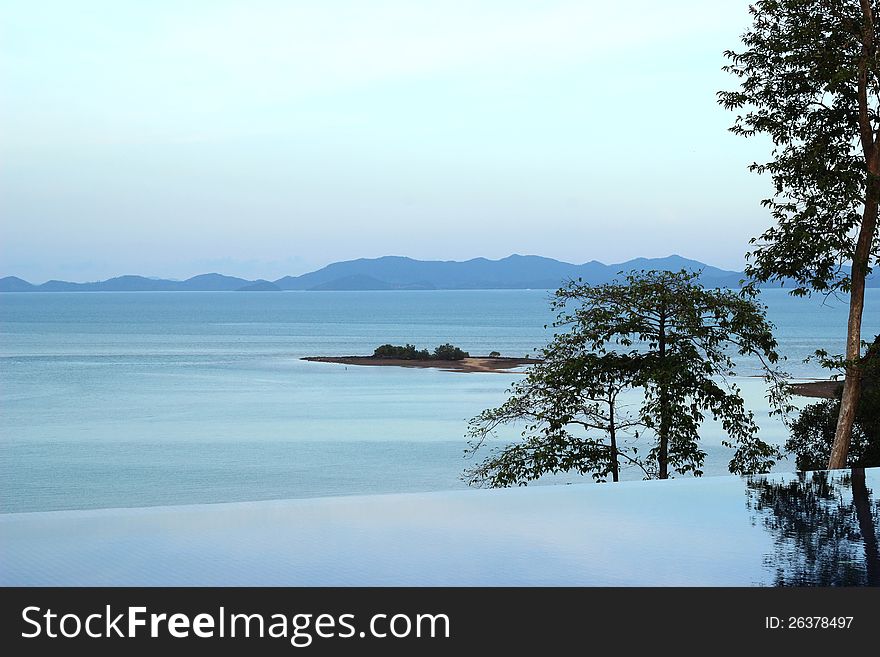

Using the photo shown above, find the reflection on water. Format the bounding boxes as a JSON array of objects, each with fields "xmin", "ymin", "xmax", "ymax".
[{"xmin": 747, "ymin": 469, "xmax": 880, "ymax": 586}]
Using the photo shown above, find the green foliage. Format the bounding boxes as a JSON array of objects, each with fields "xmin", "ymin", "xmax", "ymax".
[
  {"xmin": 432, "ymin": 343, "xmax": 469, "ymax": 360},
  {"xmin": 488, "ymin": 351, "xmax": 501, "ymax": 358},
  {"xmin": 464, "ymin": 270, "xmax": 790, "ymax": 487},
  {"xmin": 786, "ymin": 336, "xmax": 880, "ymax": 469},
  {"xmin": 718, "ymin": 0, "xmax": 880, "ymax": 295},
  {"xmin": 372, "ymin": 343, "xmax": 469, "ymax": 361},
  {"xmin": 464, "ymin": 350, "xmax": 643, "ymax": 486},
  {"xmin": 373, "ymin": 344, "xmax": 431, "ymax": 359}
]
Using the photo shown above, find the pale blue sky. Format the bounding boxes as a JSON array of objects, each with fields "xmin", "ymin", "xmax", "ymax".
[{"xmin": 1, "ymin": 0, "xmax": 772, "ymax": 282}]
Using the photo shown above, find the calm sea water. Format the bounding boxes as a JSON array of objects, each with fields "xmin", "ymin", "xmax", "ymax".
[{"xmin": 1, "ymin": 289, "xmax": 878, "ymax": 512}]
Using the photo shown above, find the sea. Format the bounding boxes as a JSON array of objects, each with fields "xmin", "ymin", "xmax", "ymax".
[{"xmin": 1, "ymin": 288, "xmax": 878, "ymax": 513}]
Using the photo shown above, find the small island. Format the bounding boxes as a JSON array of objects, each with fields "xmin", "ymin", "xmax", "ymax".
[
  {"xmin": 303, "ymin": 343, "xmax": 540, "ymax": 373},
  {"xmin": 301, "ymin": 351, "xmax": 855, "ymax": 391}
]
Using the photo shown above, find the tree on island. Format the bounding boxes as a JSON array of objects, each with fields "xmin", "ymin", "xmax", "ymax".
[
  {"xmin": 432, "ymin": 343, "xmax": 469, "ymax": 361},
  {"xmin": 373, "ymin": 344, "xmax": 431, "ymax": 360},
  {"xmin": 464, "ymin": 270, "xmax": 790, "ymax": 487},
  {"xmin": 372, "ymin": 343, "xmax": 469, "ymax": 361},
  {"xmin": 719, "ymin": 0, "xmax": 880, "ymax": 469}
]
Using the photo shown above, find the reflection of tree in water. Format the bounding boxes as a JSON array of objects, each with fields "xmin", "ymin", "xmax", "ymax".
[{"xmin": 746, "ymin": 469, "xmax": 880, "ymax": 586}]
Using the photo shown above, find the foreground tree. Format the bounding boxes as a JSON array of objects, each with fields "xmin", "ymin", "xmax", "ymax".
[
  {"xmin": 464, "ymin": 270, "xmax": 788, "ymax": 487},
  {"xmin": 786, "ymin": 335, "xmax": 880, "ymax": 469},
  {"xmin": 464, "ymin": 347, "xmax": 644, "ymax": 487},
  {"xmin": 719, "ymin": 0, "xmax": 880, "ymax": 468}
]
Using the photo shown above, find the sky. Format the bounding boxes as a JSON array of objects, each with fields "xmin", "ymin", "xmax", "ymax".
[{"xmin": 0, "ymin": 0, "xmax": 775, "ymax": 283}]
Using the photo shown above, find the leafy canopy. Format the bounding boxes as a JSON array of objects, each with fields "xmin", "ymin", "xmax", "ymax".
[
  {"xmin": 718, "ymin": 0, "xmax": 880, "ymax": 294},
  {"xmin": 464, "ymin": 270, "xmax": 789, "ymax": 487}
]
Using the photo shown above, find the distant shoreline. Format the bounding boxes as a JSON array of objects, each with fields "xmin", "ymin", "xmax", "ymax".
[{"xmin": 302, "ymin": 355, "xmax": 541, "ymax": 373}]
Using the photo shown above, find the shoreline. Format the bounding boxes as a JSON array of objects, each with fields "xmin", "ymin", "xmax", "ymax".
[{"xmin": 301, "ymin": 355, "xmax": 541, "ymax": 373}]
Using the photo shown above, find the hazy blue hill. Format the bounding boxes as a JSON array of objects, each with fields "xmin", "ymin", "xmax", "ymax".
[
  {"xmin": 0, "ymin": 276, "xmax": 36, "ymax": 292},
  {"xmin": 617, "ymin": 255, "xmax": 729, "ymax": 277},
  {"xmin": 309, "ymin": 274, "xmax": 395, "ymax": 291},
  {"xmin": 272, "ymin": 275, "xmax": 302, "ymax": 289},
  {"xmin": 78, "ymin": 273, "xmax": 249, "ymax": 291},
  {"xmin": 276, "ymin": 255, "xmax": 598, "ymax": 290},
  {"xmin": 79, "ymin": 275, "xmax": 180, "ymax": 291},
  {"xmin": 5, "ymin": 254, "xmax": 878, "ymax": 292},
  {"xmin": 36, "ymin": 280, "xmax": 90, "ymax": 291},
  {"xmin": 28, "ymin": 276, "xmax": 177, "ymax": 292},
  {"xmin": 273, "ymin": 254, "xmax": 747, "ymax": 291},
  {"xmin": 3, "ymin": 273, "xmax": 254, "ymax": 292},
  {"xmin": 610, "ymin": 255, "xmax": 746, "ymax": 288},
  {"xmin": 236, "ymin": 280, "xmax": 281, "ymax": 291},
  {"xmin": 180, "ymin": 273, "xmax": 250, "ymax": 291}
]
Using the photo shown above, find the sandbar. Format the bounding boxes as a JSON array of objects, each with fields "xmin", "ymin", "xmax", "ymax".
[{"xmin": 302, "ymin": 355, "xmax": 540, "ymax": 373}]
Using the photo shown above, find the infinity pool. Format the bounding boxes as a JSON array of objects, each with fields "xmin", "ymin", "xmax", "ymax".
[{"xmin": 2, "ymin": 468, "xmax": 877, "ymax": 586}]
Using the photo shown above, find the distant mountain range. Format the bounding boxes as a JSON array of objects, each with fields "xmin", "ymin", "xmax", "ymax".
[{"xmin": 2, "ymin": 254, "xmax": 876, "ymax": 292}]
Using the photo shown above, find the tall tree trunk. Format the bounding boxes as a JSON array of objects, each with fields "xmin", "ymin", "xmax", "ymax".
[
  {"xmin": 829, "ymin": 186, "xmax": 878, "ymax": 469},
  {"xmin": 658, "ymin": 309, "xmax": 669, "ymax": 480},
  {"xmin": 835, "ymin": 1, "xmax": 880, "ymax": 469},
  {"xmin": 608, "ymin": 390, "xmax": 619, "ymax": 483},
  {"xmin": 850, "ymin": 468, "xmax": 880, "ymax": 586}
]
